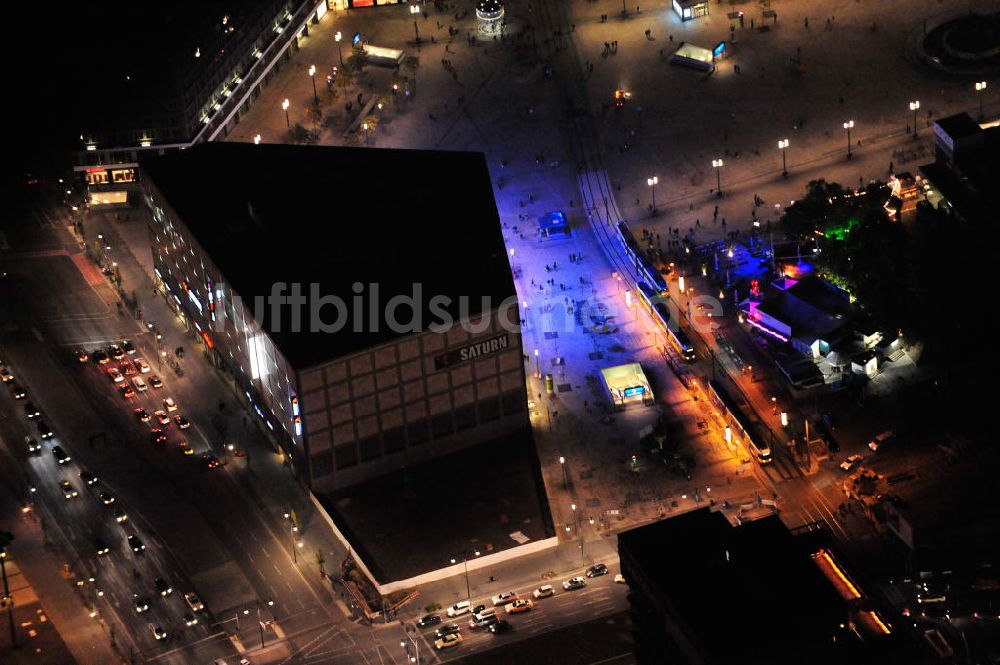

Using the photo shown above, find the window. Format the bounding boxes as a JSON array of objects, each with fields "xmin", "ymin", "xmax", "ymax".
[
  {"xmin": 311, "ymin": 451, "xmax": 333, "ymax": 478},
  {"xmin": 359, "ymin": 436, "xmax": 381, "ymax": 462},
  {"xmin": 502, "ymin": 390, "xmax": 526, "ymax": 416},
  {"xmin": 334, "ymin": 444, "xmax": 357, "ymax": 469},
  {"xmin": 478, "ymin": 398, "xmax": 500, "ymax": 423},
  {"xmin": 407, "ymin": 420, "xmax": 429, "ymax": 446},
  {"xmin": 455, "ymin": 404, "xmax": 476, "ymax": 431},
  {"xmin": 383, "ymin": 428, "xmax": 406, "ymax": 455},
  {"xmin": 431, "ymin": 413, "xmax": 453, "ymax": 438}
]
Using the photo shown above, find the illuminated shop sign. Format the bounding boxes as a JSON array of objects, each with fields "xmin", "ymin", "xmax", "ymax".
[
  {"xmin": 434, "ymin": 333, "xmax": 510, "ymax": 370},
  {"xmin": 623, "ymin": 386, "xmax": 646, "ymax": 397}
]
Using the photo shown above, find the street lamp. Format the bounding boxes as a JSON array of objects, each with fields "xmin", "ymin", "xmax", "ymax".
[
  {"xmin": 533, "ymin": 348, "xmax": 540, "ymax": 378},
  {"xmin": 559, "ymin": 456, "xmax": 569, "ymax": 488},
  {"xmin": 843, "ymin": 120, "xmax": 854, "ymax": 159},
  {"xmin": 282, "ymin": 99, "xmax": 290, "ymax": 128},
  {"xmin": 646, "ymin": 176, "xmax": 658, "ymax": 213},
  {"xmin": 309, "ymin": 65, "xmax": 318, "ymax": 104},
  {"xmin": 253, "ymin": 134, "xmax": 261, "ymax": 145},
  {"xmin": 410, "ymin": 5, "xmax": 421, "ymax": 43},
  {"xmin": 571, "ymin": 503, "xmax": 585, "ymax": 567},
  {"xmin": 909, "ymin": 100, "xmax": 920, "ymax": 138},
  {"xmin": 712, "ymin": 159, "xmax": 724, "ymax": 197},
  {"xmin": 449, "ymin": 550, "xmax": 480, "ymax": 605},
  {"xmin": 976, "ymin": 81, "xmax": 987, "ymax": 120},
  {"xmin": 777, "ymin": 139, "xmax": 789, "ymax": 177},
  {"xmin": 335, "ymin": 31, "xmax": 344, "ymax": 66}
]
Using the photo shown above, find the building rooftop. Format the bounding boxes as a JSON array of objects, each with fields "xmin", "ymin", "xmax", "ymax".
[
  {"xmin": 757, "ymin": 277, "xmax": 852, "ymax": 344},
  {"xmin": 142, "ymin": 142, "xmax": 514, "ymax": 368},
  {"xmin": 619, "ymin": 509, "xmax": 855, "ymax": 664},
  {"xmin": 316, "ymin": 426, "xmax": 553, "ymax": 583}
]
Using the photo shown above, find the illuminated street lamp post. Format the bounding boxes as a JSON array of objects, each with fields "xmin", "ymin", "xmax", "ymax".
[
  {"xmin": 253, "ymin": 134, "xmax": 261, "ymax": 145},
  {"xmin": 282, "ymin": 99, "xmax": 291, "ymax": 128},
  {"xmin": 256, "ymin": 599, "xmax": 274, "ymax": 648},
  {"xmin": 646, "ymin": 176, "xmax": 658, "ymax": 213},
  {"xmin": 843, "ymin": 120, "xmax": 855, "ymax": 159},
  {"xmin": 559, "ymin": 456, "xmax": 569, "ymax": 488},
  {"xmin": 1, "ymin": 537, "xmax": 16, "ymax": 648},
  {"xmin": 335, "ymin": 32, "xmax": 344, "ymax": 66},
  {"xmin": 571, "ymin": 503, "xmax": 585, "ymax": 567},
  {"xmin": 410, "ymin": 5, "xmax": 421, "ymax": 43},
  {"xmin": 712, "ymin": 159, "xmax": 724, "ymax": 197},
  {"xmin": 533, "ymin": 348, "xmax": 540, "ymax": 378},
  {"xmin": 450, "ymin": 550, "xmax": 480, "ymax": 605},
  {"xmin": 777, "ymin": 139, "xmax": 789, "ymax": 177},
  {"xmin": 976, "ymin": 81, "xmax": 987, "ymax": 120},
  {"xmin": 309, "ymin": 65, "xmax": 318, "ymax": 104},
  {"xmin": 909, "ymin": 100, "xmax": 920, "ymax": 138}
]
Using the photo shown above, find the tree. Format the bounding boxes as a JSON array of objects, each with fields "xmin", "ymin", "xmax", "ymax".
[{"xmin": 287, "ymin": 123, "xmax": 312, "ymax": 144}]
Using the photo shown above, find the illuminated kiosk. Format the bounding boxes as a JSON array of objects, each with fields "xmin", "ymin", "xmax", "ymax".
[
  {"xmin": 601, "ymin": 363, "xmax": 654, "ymax": 410},
  {"xmin": 476, "ymin": 0, "xmax": 504, "ymax": 23},
  {"xmin": 672, "ymin": 0, "xmax": 709, "ymax": 22},
  {"xmin": 671, "ymin": 42, "xmax": 715, "ymax": 71}
]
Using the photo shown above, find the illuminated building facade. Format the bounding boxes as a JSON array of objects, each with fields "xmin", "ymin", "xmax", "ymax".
[{"xmin": 141, "ymin": 142, "xmax": 527, "ymax": 490}]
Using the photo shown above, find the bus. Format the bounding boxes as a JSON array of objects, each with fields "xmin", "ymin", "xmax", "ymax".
[{"xmin": 708, "ymin": 380, "xmax": 772, "ymax": 463}]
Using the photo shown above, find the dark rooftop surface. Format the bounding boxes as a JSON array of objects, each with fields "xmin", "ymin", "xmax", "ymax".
[
  {"xmin": 619, "ymin": 509, "xmax": 857, "ymax": 664},
  {"xmin": 142, "ymin": 142, "xmax": 514, "ymax": 368},
  {"xmin": 316, "ymin": 427, "xmax": 553, "ymax": 583}
]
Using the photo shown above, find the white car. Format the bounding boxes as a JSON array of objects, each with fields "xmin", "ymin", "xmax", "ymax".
[
  {"xmin": 136, "ymin": 358, "xmax": 151, "ymax": 373},
  {"xmin": 533, "ymin": 585, "xmax": 554, "ymax": 599},
  {"xmin": 446, "ymin": 601, "xmax": 471, "ymax": 617},
  {"xmin": 491, "ymin": 591, "xmax": 518, "ymax": 606},
  {"xmin": 132, "ymin": 376, "xmax": 147, "ymax": 392},
  {"xmin": 149, "ymin": 624, "xmax": 167, "ymax": 641},
  {"xmin": 163, "ymin": 397, "xmax": 178, "ymax": 412},
  {"xmin": 184, "ymin": 591, "xmax": 204, "ymax": 612},
  {"xmin": 434, "ymin": 633, "xmax": 462, "ymax": 650},
  {"xmin": 563, "ymin": 576, "xmax": 586, "ymax": 591},
  {"xmin": 840, "ymin": 454, "xmax": 863, "ymax": 472},
  {"xmin": 108, "ymin": 367, "xmax": 124, "ymax": 383}
]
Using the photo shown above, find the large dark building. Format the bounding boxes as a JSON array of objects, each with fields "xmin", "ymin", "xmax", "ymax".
[
  {"xmin": 73, "ymin": 0, "xmax": 327, "ymax": 183},
  {"xmin": 140, "ymin": 142, "xmax": 529, "ymax": 492},
  {"xmin": 618, "ymin": 509, "xmax": 914, "ymax": 665},
  {"xmin": 920, "ymin": 112, "xmax": 1000, "ymax": 223}
]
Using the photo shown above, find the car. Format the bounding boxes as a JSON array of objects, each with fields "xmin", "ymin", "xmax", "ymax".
[
  {"xmin": 154, "ymin": 577, "xmax": 173, "ymax": 596},
  {"xmin": 149, "ymin": 375, "xmax": 163, "ymax": 389},
  {"xmin": 533, "ymin": 585, "xmax": 554, "ymax": 599},
  {"xmin": 488, "ymin": 619, "xmax": 512, "ymax": 634},
  {"xmin": 434, "ymin": 633, "xmax": 462, "ymax": 650},
  {"xmin": 99, "ymin": 492, "xmax": 115, "ymax": 505},
  {"xmin": 154, "ymin": 409, "xmax": 170, "ymax": 425},
  {"xmin": 113, "ymin": 506, "xmax": 128, "ymax": 523},
  {"xmin": 562, "ymin": 576, "xmax": 586, "ymax": 591},
  {"xmin": 133, "ymin": 408, "xmax": 151, "ymax": 423},
  {"xmin": 120, "ymin": 360, "xmax": 136, "ymax": 376},
  {"xmin": 184, "ymin": 592, "xmax": 204, "ymax": 612},
  {"xmin": 416, "ymin": 614, "xmax": 441, "ymax": 628},
  {"xmin": 469, "ymin": 613, "xmax": 498, "ymax": 630},
  {"xmin": 122, "ymin": 340, "xmax": 136, "ymax": 356},
  {"xmin": 183, "ymin": 612, "xmax": 198, "ymax": 627},
  {"xmin": 52, "ymin": 445, "xmax": 71, "ymax": 465},
  {"xmin": 136, "ymin": 358, "xmax": 151, "ymax": 373},
  {"xmin": 92, "ymin": 350, "xmax": 110, "ymax": 365},
  {"xmin": 174, "ymin": 415, "xmax": 191, "ymax": 429},
  {"xmin": 134, "ymin": 596, "xmax": 150, "ymax": 613},
  {"xmin": 840, "ymin": 454, "xmax": 864, "ymax": 472},
  {"xmin": 614, "ymin": 88, "xmax": 631, "ymax": 107},
  {"xmin": 446, "ymin": 601, "xmax": 471, "ymax": 617},
  {"xmin": 76, "ymin": 349, "xmax": 89, "ymax": 363},
  {"xmin": 614, "ymin": 573, "xmax": 626, "ymax": 584},
  {"xmin": 149, "ymin": 624, "xmax": 167, "ymax": 641},
  {"xmin": 179, "ymin": 440, "xmax": 194, "ymax": 455},
  {"xmin": 491, "ymin": 591, "xmax": 518, "ymax": 606},
  {"xmin": 204, "ymin": 454, "xmax": 221, "ymax": 469},
  {"xmin": 132, "ymin": 376, "xmax": 147, "ymax": 392},
  {"xmin": 150, "ymin": 429, "xmax": 167, "ymax": 445},
  {"xmin": 108, "ymin": 367, "xmax": 124, "ymax": 383},
  {"xmin": 94, "ymin": 539, "xmax": 110, "ymax": 556},
  {"xmin": 435, "ymin": 623, "xmax": 460, "ymax": 638},
  {"xmin": 23, "ymin": 402, "xmax": 40, "ymax": 418},
  {"xmin": 109, "ymin": 344, "xmax": 125, "ymax": 360},
  {"xmin": 470, "ymin": 604, "xmax": 487, "ymax": 617},
  {"xmin": 507, "ymin": 599, "xmax": 533, "ymax": 614},
  {"xmin": 59, "ymin": 481, "xmax": 78, "ymax": 499},
  {"xmin": 0, "ymin": 367, "xmax": 13, "ymax": 382},
  {"xmin": 868, "ymin": 430, "xmax": 896, "ymax": 452},
  {"xmin": 163, "ymin": 397, "xmax": 178, "ymax": 412},
  {"xmin": 26, "ymin": 438, "xmax": 42, "ymax": 455},
  {"xmin": 586, "ymin": 563, "xmax": 608, "ymax": 578},
  {"xmin": 128, "ymin": 535, "xmax": 145, "ymax": 553},
  {"xmin": 80, "ymin": 470, "xmax": 99, "ymax": 486},
  {"xmin": 119, "ymin": 383, "xmax": 136, "ymax": 399},
  {"xmin": 8, "ymin": 382, "xmax": 27, "ymax": 399},
  {"xmin": 37, "ymin": 421, "xmax": 54, "ymax": 440}
]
